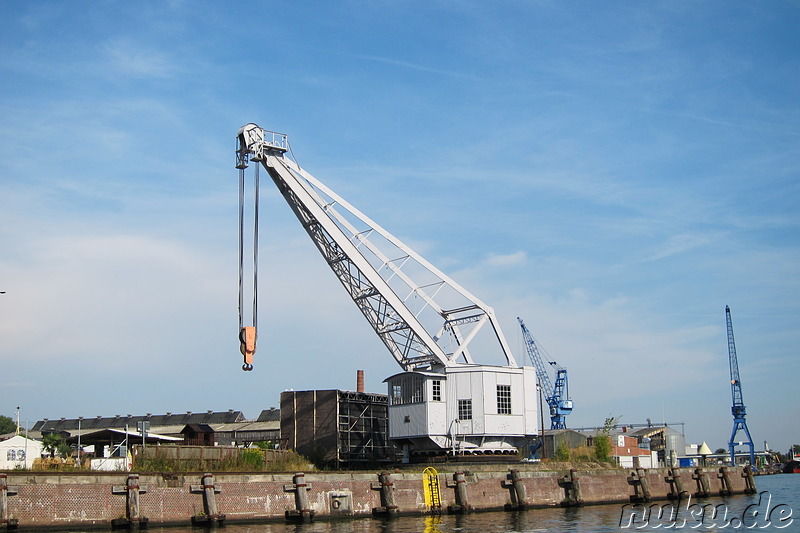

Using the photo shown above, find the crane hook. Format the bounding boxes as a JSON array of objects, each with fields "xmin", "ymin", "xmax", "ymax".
[{"xmin": 240, "ymin": 326, "xmax": 256, "ymax": 371}]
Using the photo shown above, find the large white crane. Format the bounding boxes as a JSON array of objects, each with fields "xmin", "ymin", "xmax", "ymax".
[{"xmin": 235, "ymin": 124, "xmax": 537, "ymax": 459}]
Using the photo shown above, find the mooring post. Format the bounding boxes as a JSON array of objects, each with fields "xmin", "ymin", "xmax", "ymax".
[
  {"xmin": 741, "ymin": 465, "xmax": 757, "ymax": 494},
  {"xmin": 692, "ymin": 468, "xmax": 710, "ymax": 498},
  {"xmin": 190, "ymin": 473, "xmax": 225, "ymax": 526},
  {"xmin": 627, "ymin": 468, "xmax": 651, "ymax": 503},
  {"xmin": 717, "ymin": 467, "xmax": 732, "ymax": 496},
  {"xmin": 111, "ymin": 474, "xmax": 148, "ymax": 529},
  {"xmin": 665, "ymin": 468, "xmax": 686, "ymax": 500},
  {"xmin": 502, "ymin": 469, "xmax": 527, "ymax": 511},
  {"xmin": 371, "ymin": 472, "xmax": 398, "ymax": 517},
  {"xmin": 446, "ymin": 472, "xmax": 471, "ymax": 514},
  {"xmin": 0, "ymin": 474, "xmax": 19, "ymax": 530},
  {"xmin": 284, "ymin": 472, "xmax": 314, "ymax": 523},
  {"xmin": 557, "ymin": 469, "xmax": 582, "ymax": 507}
]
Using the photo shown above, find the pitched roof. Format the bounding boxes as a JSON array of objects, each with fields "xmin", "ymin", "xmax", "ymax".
[
  {"xmin": 257, "ymin": 408, "xmax": 280, "ymax": 422},
  {"xmin": 33, "ymin": 410, "xmax": 246, "ymax": 433}
]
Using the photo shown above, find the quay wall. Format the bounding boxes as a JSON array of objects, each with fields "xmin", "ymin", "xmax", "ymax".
[{"xmin": 0, "ymin": 466, "xmax": 755, "ymax": 529}]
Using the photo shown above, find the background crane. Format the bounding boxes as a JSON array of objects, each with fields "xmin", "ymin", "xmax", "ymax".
[
  {"xmin": 518, "ymin": 317, "xmax": 573, "ymax": 429},
  {"xmin": 725, "ymin": 305, "xmax": 755, "ymax": 466}
]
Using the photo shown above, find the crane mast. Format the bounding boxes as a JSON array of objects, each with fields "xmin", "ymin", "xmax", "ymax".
[
  {"xmin": 518, "ymin": 317, "xmax": 573, "ymax": 429},
  {"xmin": 234, "ymin": 124, "xmax": 538, "ymax": 458},
  {"xmin": 725, "ymin": 305, "xmax": 755, "ymax": 466}
]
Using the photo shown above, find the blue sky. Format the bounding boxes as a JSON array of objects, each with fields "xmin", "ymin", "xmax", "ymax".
[{"xmin": 1, "ymin": 1, "xmax": 798, "ymax": 454}]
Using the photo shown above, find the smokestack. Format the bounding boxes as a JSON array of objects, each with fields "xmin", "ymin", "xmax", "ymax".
[{"xmin": 357, "ymin": 369, "xmax": 365, "ymax": 393}]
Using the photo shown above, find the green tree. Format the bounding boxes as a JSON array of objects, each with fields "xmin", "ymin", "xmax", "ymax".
[
  {"xmin": 42, "ymin": 433, "xmax": 64, "ymax": 458},
  {"xmin": 603, "ymin": 415, "xmax": 621, "ymax": 432},
  {"xmin": 594, "ymin": 434, "xmax": 612, "ymax": 462},
  {"xmin": 594, "ymin": 415, "xmax": 620, "ymax": 463},
  {"xmin": 0, "ymin": 415, "xmax": 16, "ymax": 435},
  {"xmin": 56, "ymin": 441, "xmax": 73, "ymax": 459}
]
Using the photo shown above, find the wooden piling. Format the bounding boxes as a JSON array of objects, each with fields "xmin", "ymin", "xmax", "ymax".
[
  {"xmin": 503, "ymin": 469, "xmax": 528, "ymax": 510},
  {"xmin": 447, "ymin": 472, "xmax": 471, "ymax": 514},
  {"xmin": 111, "ymin": 474, "xmax": 148, "ymax": 529},
  {"xmin": 190, "ymin": 473, "xmax": 225, "ymax": 526},
  {"xmin": 665, "ymin": 468, "xmax": 686, "ymax": 500},
  {"xmin": 371, "ymin": 472, "xmax": 398, "ymax": 517},
  {"xmin": 558, "ymin": 469, "xmax": 582, "ymax": 507},
  {"xmin": 627, "ymin": 468, "xmax": 651, "ymax": 503},
  {"xmin": 692, "ymin": 468, "xmax": 710, "ymax": 498},
  {"xmin": 284, "ymin": 472, "xmax": 314, "ymax": 523}
]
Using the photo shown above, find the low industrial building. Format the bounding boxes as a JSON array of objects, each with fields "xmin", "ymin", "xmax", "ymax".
[
  {"xmin": 534, "ymin": 429, "xmax": 588, "ymax": 459},
  {"xmin": 281, "ymin": 389, "xmax": 393, "ymax": 468},
  {"xmin": 32, "ymin": 409, "xmax": 280, "ymax": 448}
]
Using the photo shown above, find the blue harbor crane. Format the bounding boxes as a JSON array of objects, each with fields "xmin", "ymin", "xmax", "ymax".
[
  {"xmin": 725, "ymin": 305, "xmax": 755, "ymax": 466},
  {"xmin": 518, "ymin": 317, "xmax": 573, "ymax": 430}
]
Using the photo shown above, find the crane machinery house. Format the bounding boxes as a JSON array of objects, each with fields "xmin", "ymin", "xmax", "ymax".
[{"xmin": 235, "ymin": 124, "xmax": 539, "ymax": 460}]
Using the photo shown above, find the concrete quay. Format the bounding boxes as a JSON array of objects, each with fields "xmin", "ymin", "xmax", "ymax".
[{"xmin": 0, "ymin": 465, "xmax": 756, "ymax": 530}]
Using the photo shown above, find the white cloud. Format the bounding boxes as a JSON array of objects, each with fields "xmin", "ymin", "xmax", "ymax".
[
  {"xmin": 642, "ymin": 232, "xmax": 715, "ymax": 262},
  {"xmin": 483, "ymin": 251, "xmax": 527, "ymax": 267},
  {"xmin": 0, "ymin": 231, "xmax": 231, "ymax": 368},
  {"xmin": 102, "ymin": 39, "xmax": 176, "ymax": 79}
]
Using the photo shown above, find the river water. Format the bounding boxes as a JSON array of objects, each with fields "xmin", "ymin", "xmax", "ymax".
[{"xmin": 45, "ymin": 473, "xmax": 798, "ymax": 532}]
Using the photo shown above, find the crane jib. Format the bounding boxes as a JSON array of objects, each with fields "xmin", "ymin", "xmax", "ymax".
[{"xmin": 234, "ymin": 124, "xmax": 520, "ymax": 372}]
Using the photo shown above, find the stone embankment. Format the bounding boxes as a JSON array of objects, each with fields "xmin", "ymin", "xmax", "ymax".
[{"xmin": 0, "ymin": 465, "xmax": 756, "ymax": 530}]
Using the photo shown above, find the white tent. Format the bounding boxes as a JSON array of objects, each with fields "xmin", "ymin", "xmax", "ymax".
[{"xmin": 0, "ymin": 435, "xmax": 43, "ymax": 469}]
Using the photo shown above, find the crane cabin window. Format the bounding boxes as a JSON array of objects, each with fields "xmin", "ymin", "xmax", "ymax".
[
  {"xmin": 432, "ymin": 380, "xmax": 442, "ymax": 401},
  {"xmin": 390, "ymin": 375, "xmax": 424, "ymax": 405},
  {"xmin": 458, "ymin": 399, "xmax": 472, "ymax": 420},
  {"xmin": 497, "ymin": 384, "xmax": 512, "ymax": 414},
  {"xmin": 391, "ymin": 384, "xmax": 402, "ymax": 404}
]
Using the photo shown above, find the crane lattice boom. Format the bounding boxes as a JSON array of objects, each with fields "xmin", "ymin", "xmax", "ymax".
[{"xmin": 236, "ymin": 124, "xmax": 518, "ymax": 372}]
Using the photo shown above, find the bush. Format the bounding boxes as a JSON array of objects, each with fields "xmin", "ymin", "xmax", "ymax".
[
  {"xmin": 555, "ymin": 441, "xmax": 571, "ymax": 461},
  {"xmin": 133, "ymin": 447, "xmax": 312, "ymax": 473},
  {"xmin": 239, "ymin": 449, "xmax": 265, "ymax": 470},
  {"xmin": 593, "ymin": 434, "xmax": 612, "ymax": 463}
]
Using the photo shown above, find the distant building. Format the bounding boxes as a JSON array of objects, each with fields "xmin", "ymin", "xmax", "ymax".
[
  {"xmin": 32, "ymin": 409, "xmax": 279, "ymax": 448},
  {"xmin": 0, "ymin": 435, "xmax": 43, "ymax": 469},
  {"xmin": 181, "ymin": 424, "xmax": 215, "ymax": 446},
  {"xmin": 576, "ymin": 425, "xmax": 684, "ymax": 468},
  {"xmin": 628, "ymin": 426, "xmax": 685, "ymax": 467},
  {"xmin": 610, "ymin": 434, "xmax": 658, "ymax": 468},
  {"xmin": 33, "ymin": 410, "xmax": 246, "ymax": 436},
  {"xmin": 536, "ymin": 429, "xmax": 588, "ymax": 459}
]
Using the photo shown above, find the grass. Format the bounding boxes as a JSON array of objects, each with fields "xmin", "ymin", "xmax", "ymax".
[{"xmin": 133, "ymin": 448, "xmax": 313, "ymax": 473}]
